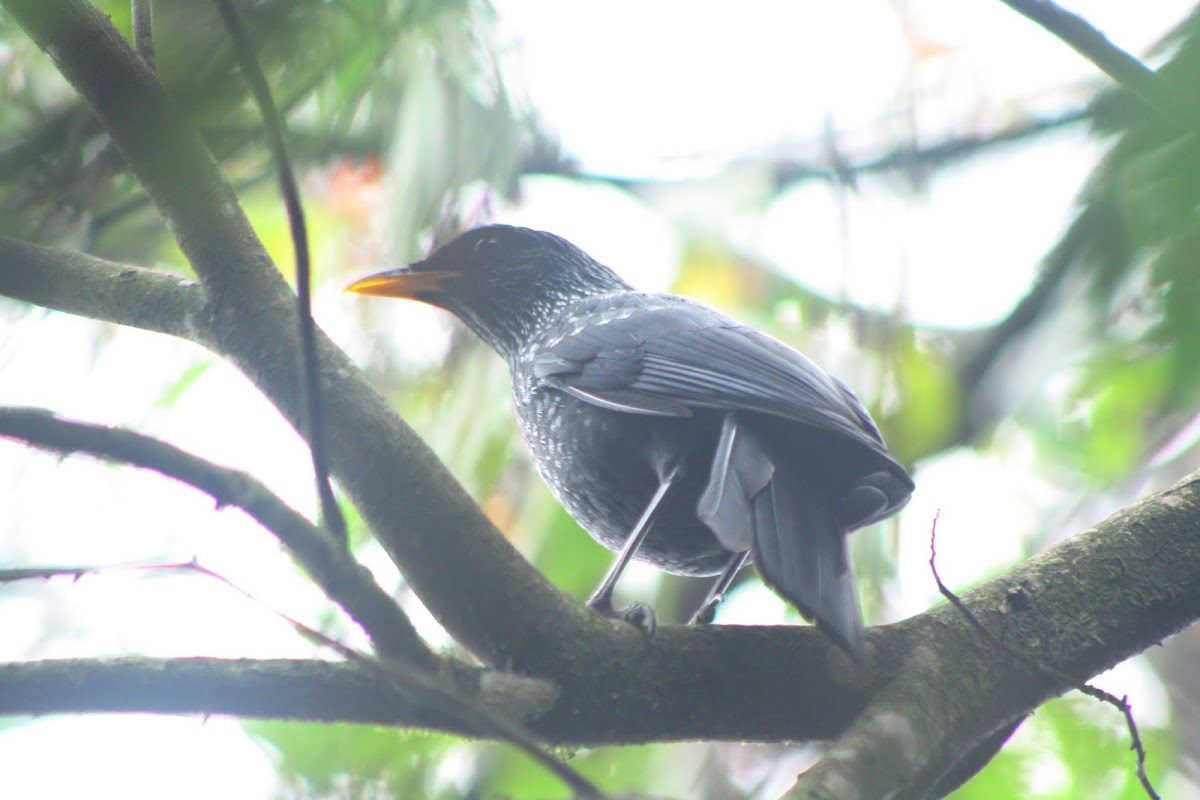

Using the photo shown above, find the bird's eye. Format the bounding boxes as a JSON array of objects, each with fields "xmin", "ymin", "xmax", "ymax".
[{"xmin": 474, "ymin": 237, "xmax": 499, "ymax": 253}]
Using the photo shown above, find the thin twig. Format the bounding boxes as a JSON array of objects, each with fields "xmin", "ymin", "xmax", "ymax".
[
  {"xmin": 929, "ymin": 512, "xmax": 1160, "ymax": 799},
  {"xmin": 212, "ymin": 0, "xmax": 346, "ymax": 542},
  {"xmin": 131, "ymin": 0, "xmax": 155, "ymax": 70},
  {"xmin": 1075, "ymin": 685, "xmax": 1159, "ymax": 800},
  {"xmin": 0, "ymin": 406, "xmax": 430, "ymax": 666},
  {"xmin": 0, "ymin": 565, "xmax": 99, "ymax": 583}
]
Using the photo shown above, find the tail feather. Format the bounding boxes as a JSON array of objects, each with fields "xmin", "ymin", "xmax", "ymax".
[
  {"xmin": 697, "ymin": 413, "xmax": 772, "ymax": 553},
  {"xmin": 698, "ymin": 413, "xmax": 866, "ymax": 662},
  {"xmin": 752, "ymin": 452, "xmax": 865, "ymax": 661}
]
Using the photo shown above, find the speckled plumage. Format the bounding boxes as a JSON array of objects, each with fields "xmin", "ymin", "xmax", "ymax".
[{"xmin": 351, "ymin": 225, "xmax": 914, "ymax": 659}]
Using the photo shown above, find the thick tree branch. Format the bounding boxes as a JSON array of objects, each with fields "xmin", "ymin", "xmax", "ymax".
[
  {"xmin": 0, "ymin": 472, "xmax": 1196, "ymax": 767},
  {"xmin": 786, "ymin": 470, "xmax": 1200, "ymax": 799},
  {"xmin": 0, "ymin": 406, "xmax": 432, "ymax": 667},
  {"xmin": 0, "ymin": 237, "xmax": 209, "ymax": 342},
  {"xmin": 0, "ymin": 0, "xmax": 596, "ymax": 673}
]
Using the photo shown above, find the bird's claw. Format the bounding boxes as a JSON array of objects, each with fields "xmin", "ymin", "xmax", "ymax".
[
  {"xmin": 587, "ymin": 597, "xmax": 657, "ymax": 637},
  {"xmin": 616, "ymin": 603, "xmax": 657, "ymax": 637}
]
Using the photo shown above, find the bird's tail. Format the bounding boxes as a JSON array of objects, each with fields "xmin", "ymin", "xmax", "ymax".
[{"xmin": 698, "ymin": 414, "xmax": 866, "ymax": 662}]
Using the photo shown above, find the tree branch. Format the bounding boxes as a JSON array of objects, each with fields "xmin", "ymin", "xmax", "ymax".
[
  {"xmin": 0, "ymin": 237, "xmax": 209, "ymax": 342},
  {"xmin": 0, "ymin": 0, "xmax": 595, "ymax": 673},
  {"xmin": 1, "ymin": 471, "xmax": 1196, "ymax": 766},
  {"xmin": 0, "ymin": 406, "xmax": 432, "ymax": 667},
  {"xmin": 522, "ymin": 106, "xmax": 1093, "ymax": 193},
  {"xmin": 0, "ymin": 657, "xmax": 559, "ymax": 734},
  {"xmin": 999, "ymin": 0, "xmax": 1200, "ymax": 134},
  {"xmin": 785, "ymin": 470, "xmax": 1200, "ymax": 799}
]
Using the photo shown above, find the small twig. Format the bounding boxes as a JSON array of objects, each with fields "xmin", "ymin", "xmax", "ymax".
[
  {"xmin": 187, "ymin": 560, "xmax": 602, "ymax": 799},
  {"xmin": 929, "ymin": 512, "xmax": 1159, "ymax": 799},
  {"xmin": 998, "ymin": 0, "xmax": 1200, "ymax": 135},
  {"xmin": 131, "ymin": 0, "xmax": 155, "ymax": 70},
  {"xmin": 0, "ymin": 565, "xmax": 97, "ymax": 583},
  {"xmin": 1075, "ymin": 685, "xmax": 1159, "ymax": 800},
  {"xmin": 928, "ymin": 511, "xmax": 1000, "ymax": 644},
  {"xmin": 0, "ymin": 561, "xmax": 237, "ymax": 585},
  {"xmin": 212, "ymin": 0, "xmax": 346, "ymax": 542},
  {"xmin": 0, "ymin": 406, "xmax": 429, "ymax": 666}
]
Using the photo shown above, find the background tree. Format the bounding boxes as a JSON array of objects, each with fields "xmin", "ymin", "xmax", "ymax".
[{"xmin": 0, "ymin": 1, "xmax": 1198, "ymax": 798}]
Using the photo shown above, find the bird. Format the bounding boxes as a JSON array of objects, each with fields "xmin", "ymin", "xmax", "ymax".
[{"xmin": 346, "ymin": 225, "xmax": 913, "ymax": 661}]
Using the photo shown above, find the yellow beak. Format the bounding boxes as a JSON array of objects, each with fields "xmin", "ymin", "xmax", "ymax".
[{"xmin": 344, "ymin": 267, "xmax": 461, "ymax": 299}]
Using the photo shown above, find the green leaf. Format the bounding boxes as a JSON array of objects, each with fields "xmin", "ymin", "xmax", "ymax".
[
  {"xmin": 893, "ymin": 334, "xmax": 961, "ymax": 459},
  {"xmin": 246, "ymin": 721, "xmax": 460, "ymax": 798},
  {"xmin": 1076, "ymin": 352, "xmax": 1169, "ymax": 482},
  {"xmin": 154, "ymin": 359, "xmax": 213, "ymax": 410}
]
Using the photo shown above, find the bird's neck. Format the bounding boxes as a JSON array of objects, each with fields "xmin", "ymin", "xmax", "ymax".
[
  {"xmin": 456, "ymin": 265, "xmax": 631, "ymax": 361},
  {"xmin": 453, "ymin": 287, "xmax": 605, "ymax": 362}
]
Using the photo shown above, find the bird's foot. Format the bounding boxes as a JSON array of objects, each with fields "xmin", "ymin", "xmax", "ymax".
[{"xmin": 587, "ymin": 596, "xmax": 657, "ymax": 637}]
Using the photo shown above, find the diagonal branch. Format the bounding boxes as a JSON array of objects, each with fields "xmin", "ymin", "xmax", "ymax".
[
  {"xmin": 999, "ymin": 0, "xmax": 1200, "ymax": 135},
  {"xmin": 0, "ymin": 406, "xmax": 432, "ymax": 667},
  {"xmin": 928, "ymin": 514, "xmax": 1160, "ymax": 799},
  {"xmin": 784, "ymin": 469, "xmax": 1200, "ymax": 799},
  {"xmin": 186, "ymin": 559, "xmax": 597, "ymax": 798},
  {"xmin": 951, "ymin": 205, "xmax": 1089, "ymax": 442}
]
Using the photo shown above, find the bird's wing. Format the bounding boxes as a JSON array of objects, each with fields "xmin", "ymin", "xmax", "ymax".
[{"xmin": 533, "ymin": 295, "xmax": 888, "ymax": 454}]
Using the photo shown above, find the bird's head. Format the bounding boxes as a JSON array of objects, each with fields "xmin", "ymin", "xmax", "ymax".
[{"xmin": 346, "ymin": 225, "xmax": 630, "ymax": 357}]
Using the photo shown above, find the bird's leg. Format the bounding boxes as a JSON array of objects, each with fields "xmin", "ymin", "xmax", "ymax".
[
  {"xmin": 586, "ymin": 462, "xmax": 683, "ymax": 636},
  {"xmin": 688, "ymin": 549, "xmax": 751, "ymax": 625}
]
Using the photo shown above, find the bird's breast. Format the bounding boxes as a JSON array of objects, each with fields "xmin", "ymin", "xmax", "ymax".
[{"xmin": 511, "ymin": 373, "xmax": 731, "ymax": 576}]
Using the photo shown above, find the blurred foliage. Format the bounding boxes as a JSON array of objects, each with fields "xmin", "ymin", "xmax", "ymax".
[
  {"xmin": 248, "ymin": 696, "xmax": 1176, "ymax": 800},
  {"xmin": 892, "ymin": 332, "xmax": 960, "ymax": 460},
  {"xmin": 1062, "ymin": 351, "xmax": 1171, "ymax": 482},
  {"xmin": 0, "ymin": 0, "xmax": 524, "ymax": 263},
  {"xmin": 153, "ymin": 358, "xmax": 214, "ymax": 412},
  {"xmin": 247, "ymin": 720, "xmax": 681, "ymax": 799},
  {"xmin": 247, "ymin": 722, "xmax": 463, "ymax": 798},
  {"xmin": 1034, "ymin": 7, "xmax": 1200, "ymax": 483}
]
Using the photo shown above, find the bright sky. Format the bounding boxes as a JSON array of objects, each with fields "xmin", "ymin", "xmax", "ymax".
[{"xmin": 1, "ymin": 1, "xmax": 1194, "ymax": 796}]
